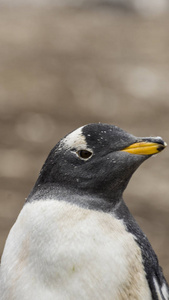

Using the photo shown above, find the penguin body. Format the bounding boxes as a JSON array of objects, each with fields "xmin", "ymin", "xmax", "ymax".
[
  {"xmin": 0, "ymin": 200, "xmax": 152, "ymax": 300},
  {"xmin": 0, "ymin": 123, "xmax": 168, "ymax": 300}
]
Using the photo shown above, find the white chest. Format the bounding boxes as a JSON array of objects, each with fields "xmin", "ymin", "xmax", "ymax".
[{"xmin": 0, "ymin": 200, "xmax": 152, "ymax": 300}]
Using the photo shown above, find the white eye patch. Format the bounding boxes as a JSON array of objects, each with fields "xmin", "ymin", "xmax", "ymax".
[{"xmin": 59, "ymin": 126, "xmax": 88, "ymax": 151}]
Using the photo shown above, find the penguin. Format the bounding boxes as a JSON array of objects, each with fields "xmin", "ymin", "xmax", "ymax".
[{"xmin": 0, "ymin": 123, "xmax": 168, "ymax": 300}]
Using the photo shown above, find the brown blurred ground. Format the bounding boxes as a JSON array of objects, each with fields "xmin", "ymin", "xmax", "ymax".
[{"xmin": 0, "ymin": 6, "xmax": 169, "ymax": 281}]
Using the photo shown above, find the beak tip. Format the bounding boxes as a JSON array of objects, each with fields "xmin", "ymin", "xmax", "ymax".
[{"xmin": 157, "ymin": 144, "xmax": 166, "ymax": 152}]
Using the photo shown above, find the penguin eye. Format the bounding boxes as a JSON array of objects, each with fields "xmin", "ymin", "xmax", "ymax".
[{"xmin": 77, "ymin": 150, "xmax": 93, "ymax": 160}]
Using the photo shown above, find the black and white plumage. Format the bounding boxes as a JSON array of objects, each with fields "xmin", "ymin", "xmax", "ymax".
[{"xmin": 0, "ymin": 123, "xmax": 168, "ymax": 300}]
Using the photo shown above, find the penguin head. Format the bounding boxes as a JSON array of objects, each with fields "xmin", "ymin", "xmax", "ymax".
[{"xmin": 28, "ymin": 123, "xmax": 166, "ymax": 202}]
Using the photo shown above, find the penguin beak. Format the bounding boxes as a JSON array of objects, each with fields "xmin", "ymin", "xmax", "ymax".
[{"xmin": 121, "ymin": 137, "xmax": 167, "ymax": 155}]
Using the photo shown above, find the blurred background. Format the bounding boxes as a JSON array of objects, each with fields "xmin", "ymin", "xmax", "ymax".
[{"xmin": 0, "ymin": 0, "xmax": 169, "ymax": 281}]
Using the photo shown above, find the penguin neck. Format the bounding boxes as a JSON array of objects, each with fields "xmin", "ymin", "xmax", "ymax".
[{"xmin": 26, "ymin": 182, "xmax": 123, "ymax": 213}]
